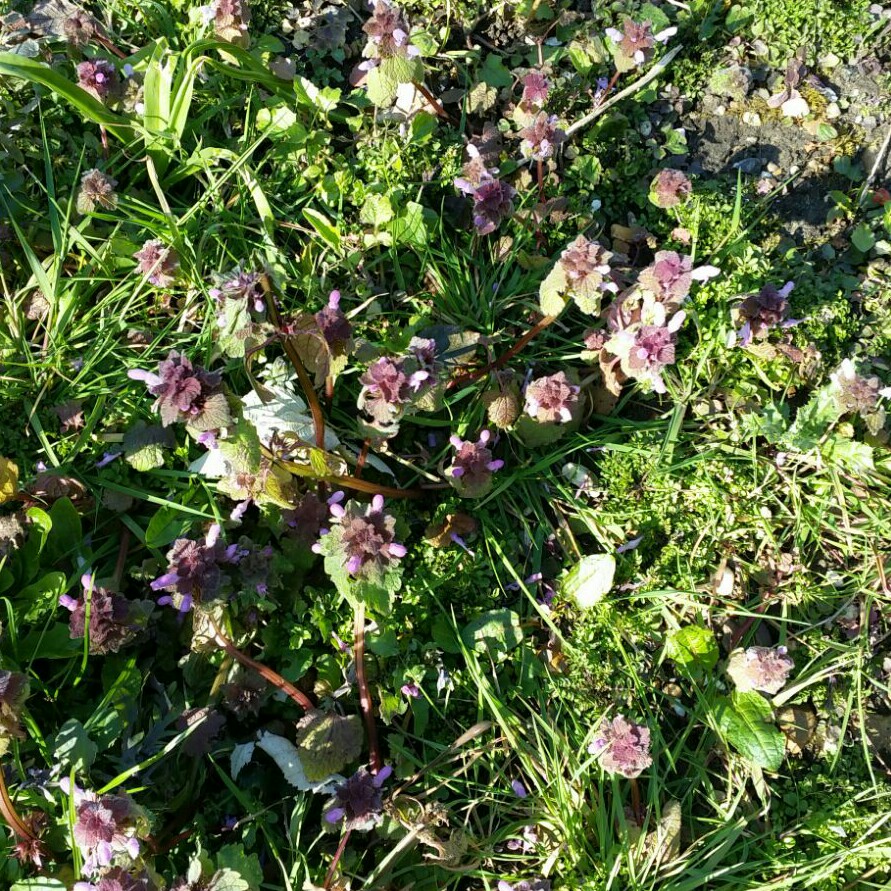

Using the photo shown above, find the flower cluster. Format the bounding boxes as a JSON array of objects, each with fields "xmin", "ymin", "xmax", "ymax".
[
  {"xmin": 520, "ymin": 72, "xmax": 549, "ymax": 110},
  {"xmin": 315, "ymin": 290, "xmax": 353, "ymax": 354},
  {"xmin": 454, "ymin": 144, "xmax": 516, "ymax": 236},
  {"xmin": 447, "ymin": 430, "xmax": 504, "ymax": 497},
  {"xmin": 498, "ymin": 880, "xmax": 550, "ymax": 891},
  {"xmin": 361, "ymin": 0, "xmax": 418, "ymax": 61},
  {"xmin": 588, "ymin": 714, "xmax": 652, "ymax": 778},
  {"xmin": 316, "ymin": 493, "xmax": 407, "ymax": 580},
  {"xmin": 830, "ymin": 359, "xmax": 891, "ymax": 434},
  {"xmin": 519, "ymin": 112, "xmax": 566, "ymax": 162},
  {"xmin": 605, "ymin": 19, "xmax": 676, "ymax": 72},
  {"xmin": 649, "ymin": 169, "xmax": 692, "ymax": 208},
  {"xmin": 128, "ymin": 351, "xmax": 230, "ymax": 431},
  {"xmin": 524, "ymin": 372, "xmax": 580, "ymax": 424},
  {"xmin": 211, "ymin": 268, "xmax": 265, "ymax": 313},
  {"xmin": 324, "ymin": 765, "xmax": 392, "ymax": 831},
  {"xmin": 59, "ymin": 573, "xmax": 144, "ymax": 654},
  {"xmin": 204, "ymin": 0, "xmax": 250, "ymax": 46},
  {"xmin": 77, "ymin": 169, "xmax": 118, "ymax": 215},
  {"xmin": 151, "ymin": 524, "xmax": 233, "ymax": 612},
  {"xmin": 736, "ymin": 281, "xmax": 796, "ymax": 346},
  {"xmin": 77, "ymin": 59, "xmax": 120, "ymax": 102},
  {"xmin": 74, "ymin": 866, "xmax": 155, "ymax": 891},
  {"xmin": 0, "ymin": 669, "xmax": 29, "ymax": 744},
  {"xmin": 132, "ymin": 239, "xmax": 179, "ymax": 287},
  {"xmin": 540, "ymin": 235, "xmax": 617, "ymax": 315},
  {"xmin": 726, "ymin": 646, "xmax": 793, "ymax": 695}
]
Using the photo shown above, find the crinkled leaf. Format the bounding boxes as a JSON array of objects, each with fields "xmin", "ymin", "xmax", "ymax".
[
  {"xmin": 365, "ymin": 65, "xmax": 398, "ymax": 106},
  {"xmin": 539, "ymin": 264, "xmax": 569, "ymax": 317},
  {"xmin": 207, "ymin": 869, "xmax": 249, "ymax": 891},
  {"xmin": 216, "ymin": 846, "xmax": 263, "ymax": 891},
  {"xmin": 124, "ymin": 422, "xmax": 175, "ymax": 472},
  {"xmin": 717, "ymin": 691, "xmax": 785, "ymax": 770},
  {"xmin": 256, "ymin": 730, "xmax": 343, "ymax": 793},
  {"xmin": 563, "ymin": 554, "xmax": 616, "ymax": 609},
  {"xmin": 666, "ymin": 625, "xmax": 719, "ymax": 676},
  {"xmin": 231, "ymin": 741, "xmax": 256, "ymax": 780},
  {"xmin": 294, "ymin": 709, "xmax": 364, "ymax": 781},
  {"xmin": 360, "ymin": 193, "xmax": 394, "ymax": 228},
  {"xmin": 0, "ymin": 456, "xmax": 18, "ymax": 503},
  {"xmin": 461, "ymin": 609, "xmax": 523, "ymax": 655},
  {"xmin": 242, "ymin": 386, "xmax": 340, "ymax": 451}
]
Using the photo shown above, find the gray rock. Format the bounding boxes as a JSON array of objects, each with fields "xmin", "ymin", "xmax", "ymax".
[{"xmin": 733, "ymin": 157, "xmax": 764, "ymax": 175}]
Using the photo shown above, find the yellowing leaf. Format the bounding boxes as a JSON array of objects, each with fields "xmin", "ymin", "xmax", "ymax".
[{"xmin": 0, "ymin": 456, "xmax": 19, "ymax": 503}]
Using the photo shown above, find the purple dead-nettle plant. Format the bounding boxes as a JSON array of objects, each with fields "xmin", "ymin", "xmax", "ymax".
[
  {"xmin": 358, "ymin": 356, "xmax": 414, "ymax": 425},
  {"xmin": 649, "ymin": 168, "xmax": 692, "ymax": 209},
  {"xmin": 588, "ymin": 714, "xmax": 653, "ymax": 778},
  {"xmin": 283, "ymin": 491, "xmax": 329, "ymax": 547},
  {"xmin": 524, "ymin": 372, "xmax": 580, "ymax": 424},
  {"xmin": 830, "ymin": 359, "xmax": 891, "ymax": 434},
  {"xmin": 63, "ymin": 8, "xmax": 97, "ymax": 47},
  {"xmin": 315, "ymin": 290, "xmax": 353, "ymax": 354},
  {"xmin": 65, "ymin": 781, "xmax": 144, "ymax": 876},
  {"xmin": 0, "ymin": 669, "xmax": 30, "ymax": 743},
  {"xmin": 361, "ymin": 0, "xmax": 419, "ymax": 63},
  {"xmin": 317, "ymin": 493, "xmax": 407, "ymax": 579},
  {"xmin": 519, "ymin": 112, "xmax": 566, "ymax": 162},
  {"xmin": 324, "ymin": 765, "xmax": 393, "ymax": 831},
  {"xmin": 520, "ymin": 72, "xmax": 550, "ymax": 109},
  {"xmin": 543, "ymin": 235, "xmax": 618, "ymax": 315},
  {"xmin": 132, "ymin": 239, "xmax": 179, "ymax": 287},
  {"xmin": 637, "ymin": 251, "xmax": 719, "ymax": 309},
  {"xmin": 150, "ymin": 524, "xmax": 231, "ymax": 613},
  {"xmin": 605, "ymin": 19, "xmax": 676, "ymax": 71},
  {"xmin": 76, "ymin": 59, "xmax": 120, "ymax": 102},
  {"xmin": 735, "ymin": 281, "xmax": 797, "ymax": 346},
  {"xmin": 228, "ymin": 537, "xmax": 274, "ymax": 597},
  {"xmin": 211, "ymin": 268, "xmax": 266, "ymax": 313},
  {"xmin": 407, "ymin": 336, "xmax": 441, "ymax": 391},
  {"xmin": 128, "ymin": 351, "xmax": 230, "ymax": 430},
  {"xmin": 73, "ymin": 866, "xmax": 154, "ymax": 891},
  {"xmin": 204, "ymin": 0, "xmax": 251, "ymax": 46},
  {"xmin": 605, "ymin": 312, "xmax": 685, "ymax": 395},
  {"xmin": 447, "ymin": 430, "xmax": 504, "ymax": 498},
  {"xmin": 726, "ymin": 646, "xmax": 794, "ymax": 695},
  {"xmin": 498, "ymin": 880, "xmax": 551, "ymax": 891},
  {"xmin": 77, "ymin": 169, "xmax": 118, "ymax": 215},
  {"xmin": 59, "ymin": 573, "xmax": 143, "ymax": 654},
  {"xmin": 472, "ymin": 178, "xmax": 517, "ymax": 236},
  {"xmin": 454, "ymin": 144, "xmax": 499, "ymax": 196}
]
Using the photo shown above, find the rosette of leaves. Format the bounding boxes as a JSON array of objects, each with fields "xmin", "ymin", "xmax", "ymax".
[
  {"xmin": 315, "ymin": 495, "xmax": 406, "ymax": 615},
  {"xmin": 539, "ymin": 235, "xmax": 617, "ymax": 316},
  {"xmin": 359, "ymin": 2, "xmax": 424, "ymax": 107},
  {"xmin": 515, "ymin": 370, "xmax": 584, "ymax": 447},
  {"xmin": 293, "ymin": 709, "xmax": 364, "ymax": 782}
]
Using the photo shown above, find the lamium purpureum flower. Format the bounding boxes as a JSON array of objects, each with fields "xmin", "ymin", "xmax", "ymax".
[
  {"xmin": 588, "ymin": 714, "xmax": 652, "ymax": 778},
  {"xmin": 472, "ymin": 179, "xmax": 516, "ymax": 236},
  {"xmin": 59, "ymin": 573, "xmax": 142, "ymax": 654},
  {"xmin": 73, "ymin": 866, "xmax": 154, "ymax": 891},
  {"xmin": 66, "ymin": 781, "xmax": 143, "ymax": 876},
  {"xmin": 362, "ymin": 0, "xmax": 419, "ymax": 60},
  {"xmin": 736, "ymin": 281, "xmax": 796, "ymax": 346},
  {"xmin": 150, "ymin": 524, "xmax": 231, "ymax": 612},
  {"xmin": 726, "ymin": 646, "xmax": 793, "ymax": 695},
  {"xmin": 454, "ymin": 144, "xmax": 498, "ymax": 196},
  {"xmin": 324, "ymin": 765, "xmax": 393, "ymax": 831},
  {"xmin": 316, "ymin": 493, "xmax": 407, "ymax": 579},
  {"xmin": 358, "ymin": 356, "xmax": 413, "ymax": 425},
  {"xmin": 605, "ymin": 19, "xmax": 676, "ymax": 71},
  {"xmin": 830, "ymin": 359, "xmax": 891, "ymax": 434},
  {"xmin": 649, "ymin": 168, "xmax": 692, "ymax": 209},
  {"xmin": 546, "ymin": 234, "xmax": 618, "ymax": 314},
  {"xmin": 77, "ymin": 169, "xmax": 118, "ymax": 215},
  {"xmin": 519, "ymin": 112, "xmax": 566, "ymax": 162},
  {"xmin": 520, "ymin": 71, "xmax": 549, "ymax": 109},
  {"xmin": 498, "ymin": 879, "xmax": 551, "ymax": 891},
  {"xmin": 127, "ymin": 351, "xmax": 229, "ymax": 430},
  {"xmin": 524, "ymin": 372, "xmax": 580, "ymax": 424},
  {"xmin": 605, "ymin": 312, "xmax": 685, "ymax": 394},
  {"xmin": 76, "ymin": 59, "xmax": 120, "ymax": 102},
  {"xmin": 637, "ymin": 251, "xmax": 719, "ymax": 308},
  {"xmin": 132, "ymin": 239, "xmax": 179, "ymax": 287},
  {"xmin": 447, "ymin": 430, "xmax": 504, "ymax": 498},
  {"xmin": 315, "ymin": 290, "xmax": 353, "ymax": 354},
  {"xmin": 205, "ymin": 0, "xmax": 251, "ymax": 46},
  {"xmin": 211, "ymin": 268, "xmax": 266, "ymax": 313}
]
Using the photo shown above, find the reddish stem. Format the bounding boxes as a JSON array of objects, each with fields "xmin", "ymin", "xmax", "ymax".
[
  {"xmin": 355, "ymin": 439, "xmax": 371, "ymax": 479},
  {"xmin": 112, "ymin": 528, "xmax": 131, "ymax": 590},
  {"xmin": 0, "ymin": 764, "xmax": 36, "ymax": 842},
  {"xmin": 412, "ymin": 81, "xmax": 452, "ymax": 122},
  {"xmin": 354, "ymin": 603, "xmax": 382, "ymax": 774},
  {"xmin": 447, "ymin": 314, "xmax": 558, "ymax": 390},
  {"xmin": 323, "ymin": 828, "xmax": 353, "ymax": 889}
]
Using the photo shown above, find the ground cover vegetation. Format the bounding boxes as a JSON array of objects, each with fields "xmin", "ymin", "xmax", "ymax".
[{"xmin": 1, "ymin": 0, "xmax": 891, "ymax": 888}]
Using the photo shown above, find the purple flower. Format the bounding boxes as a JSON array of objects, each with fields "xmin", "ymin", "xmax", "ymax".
[
  {"xmin": 61, "ymin": 574, "xmax": 142, "ymax": 654},
  {"xmin": 214, "ymin": 268, "xmax": 265, "ymax": 313},
  {"xmin": 447, "ymin": 430, "xmax": 504, "ymax": 497},
  {"xmin": 524, "ymin": 372, "xmax": 580, "ymax": 424},
  {"xmin": 830, "ymin": 359, "xmax": 891, "ymax": 423},
  {"xmin": 588, "ymin": 714, "xmax": 652, "ymax": 778},
  {"xmin": 74, "ymin": 867, "xmax": 154, "ymax": 891},
  {"xmin": 128, "ymin": 351, "xmax": 228, "ymax": 430},
  {"xmin": 650, "ymin": 169, "xmax": 692, "ymax": 208},
  {"xmin": 454, "ymin": 143, "xmax": 499, "ymax": 195},
  {"xmin": 77, "ymin": 169, "xmax": 118, "ymax": 215},
  {"xmin": 519, "ymin": 112, "xmax": 566, "ymax": 162},
  {"xmin": 283, "ymin": 491, "xmax": 329, "ymax": 547},
  {"xmin": 472, "ymin": 179, "xmax": 516, "ymax": 235},
  {"xmin": 498, "ymin": 881, "xmax": 551, "ymax": 891},
  {"xmin": 151, "ymin": 524, "xmax": 229, "ymax": 611},
  {"xmin": 133, "ymin": 239, "xmax": 179, "ymax": 287},
  {"xmin": 0, "ymin": 669, "xmax": 30, "ymax": 740},
  {"xmin": 521, "ymin": 72, "xmax": 549, "ymax": 108},
  {"xmin": 637, "ymin": 251, "xmax": 718, "ymax": 307},
  {"xmin": 323, "ymin": 494, "xmax": 407, "ymax": 579},
  {"xmin": 359, "ymin": 357, "xmax": 413, "ymax": 424},
  {"xmin": 315, "ymin": 290, "xmax": 353, "ymax": 352},
  {"xmin": 726, "ymin": 646, "xmax": 793, "ymax": 695},
  {"xmin": 736, "ymin": 281, "xmax": 795, "ymax": 346},
  {"xmin": 362, "ymin": 1, "xmax": 418, "ymax": 59},
  {"xmin": 605, "ymin": 19, "xmax": 675, "ymax": 69},
  {"xmin": 511, "ymin": 779, "xmax": 528, "ymax": 798},
  {"xmin": 76, "ymin": 59, "xmax": 119, "ymax": 102},
  {"xmin": 401, "ymin": 682, "xmax": 420, "ymax": 698},
  {"xmin": 324, "ymin": 765, "xmax": 393, "ymax": 831},
  {"xmin": 207, "ymin": 0, "xmax": 251, "ymax": 46},
  {"xmin": 69, "ymin": 786, "xmax": 142, "ymax": 875}
]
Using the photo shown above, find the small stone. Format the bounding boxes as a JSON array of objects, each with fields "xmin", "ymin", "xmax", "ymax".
[
  {"xmin": 734, "ymin": 157, "xmax": 763, "ymax": 175},
  {"xmin": 767, "ymin": 161, "xmax": 782, "ymax": 175},
  {"xmin": 742, "ymin": 111, "xmax": 762, "ymax": 126},
  {"xmin": 820, "ymin": 52, "xmax": 841, "ymax": 70},
  {"xmin": 862, "ymin": 115, "xmax": 878, "ymax": 131},
  {"xmin": 789, "ymin": 164, "xmax": 800, "ymax": 175},
  {"xmin": 825, "ymin": 102, "xmax": 841, "ymax": 119},
  {"xmin": 715, "ymin": 104, "xmax": 726, "ymax": 116}
]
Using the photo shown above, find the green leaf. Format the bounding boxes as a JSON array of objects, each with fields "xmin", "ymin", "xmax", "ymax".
[
  {"xmin": 725, "ymin": 4, "xmax": 755, "ymax": 33},
  {"xmin": 293, "ymin": 76, "xmax": 340, "ymax": 113},
  {"xmin": 479, "ymin": 53, "xmax": 512, "ymax": 88},
  {"xmin": 52, "ymin": 718, "xmax": 97, "ymax": 773},
  {"xmin": 539, "ymin": 264, "xmax": 569, "ymax": 317},
  {"xmin": 390, "ymin": 200, "xmax": 428, "ymax": 247},
  {"xmin": 461, "ymin": 609, "xmax": 523, "ymax": 655},
  {"xmin": 717, "ymin": 691, "xmax": 785, "ymax": 770},
  {"xmin": 360, "ymin": 193, "xmax": 394, "ymax": 228},
  {"xmin": 379, "ymin": 55, "xmax": 423, "ymax": 86},
  {"xmin": 851, "ymin": 223, "xmax": 875, "ymax": 253},
  {"xmin": 303, "ymin": 207, "xmax": 341, "ymax": 249},
  {"xmin": 145, "ymin": 505, "xmax": 195, "ymax": 549},
  {"xmin": 216, "ymin": 846, "xmax": 263, "ymax": 891},
  {"xmin": 666, "ymin": 626, "xmax": 719, "ymax": 676},
  {"xmin": 19, "ymin": 571, "xmax": 67, "ymax": 623},
  {"xmin": 563, "ymin": 554, "xmax": 616, "ymax": 609},
  {"xmin": 365, "ymin": 65, "xmax": 398, "ymax": 107},
  {"xmin": 45, "ymin": 497, "xmax": 82, "ymax": 565},
  {"xmin": 825, "ymin": 437, "xmax": 874, "ymax": 473},
  {"xmin": 11, "ymin": 880, "xmax": 67, "ymax": 891}
]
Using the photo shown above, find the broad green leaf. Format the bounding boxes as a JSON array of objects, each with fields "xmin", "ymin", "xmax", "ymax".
[
  {"xmin": 145, "ymin": 505, "xmax": 195, "ymax": 550},
  {"xmin": 11, "ymin": 880, "xmax": 66, "ymax": 891},
  {"xmin": 303, "ymin": 207, "xmax": 341, "ymax": 249},
  {"xmin": 216, "ymin": 846, "xmax": 263, "ymax": 891},
  {"xmin": 666, "ymin": 625, "xmax": 719, "ymax": 676},
  {"xmin": 52, "ymin": 718, "xmax": 97, "ymax": 773},
  {"xmin": 563, "ymin": 554, "xmax": 616, "ymax": 609},
  {"xmin": 717, "ymin": 691, "xmax": 785, "ymax": 770},
  {"xmin": 365, "ymin": 65, "xmax": 398, "ymax": 106},
  {"xmin": 45, "ymin": 497, "xmax": 82, "ymax": 564},
  {"xmin": 851, "ymin": 224, "xmax": 875, "ymax": 253},
  {"xmin": 479, "ymin": 53, "xmax": 512, "ymax": 88},
  {"xmin": 390, "ymin": 200, "xmax": 428, "ymax": 247},
  {"xmin": 360, "ymin": 193, "xmax": 394, "ymax": 228},
  {"xmin": 461, "ymin": 609, "xmax": 523, "ymax": 655},
  {"xmin": 539, "ymin": 264, "xmax": 568, "ymax": 317}
]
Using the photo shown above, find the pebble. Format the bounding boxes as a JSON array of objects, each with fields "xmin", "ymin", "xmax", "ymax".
[
  {"xmin": 734, "ymin": 157, "xmax": 763, "ymax": 174},
  {"xmin": 715, "ymin": 104, "xmax": 726, "ymax": 116},
  {"xmin": 826, "ymin": 102, "xmax": 842, "ymax": 119},
  {"xmin": 820, "ymin": 52, "xmax": 841, "ymax": 69},
  {"xmin": 862, "ymin": 115, "xmax": 879, "ymax": 130},
  {"xmin": 767, "ymin": 161, "xmax": 782, "ymax": 175},
  {"xmin": 742, "ymin": 111, "xmax": 762, "ymax": 126},
  {"xmin": 789, "ymin": 164, "xmax": 800, "ymax": 175}
]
